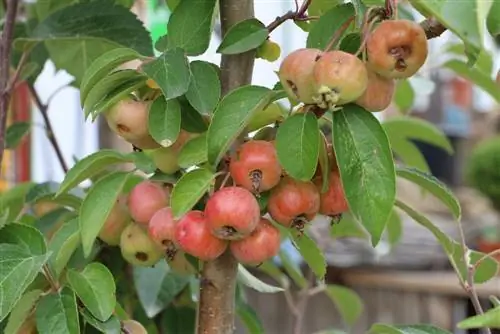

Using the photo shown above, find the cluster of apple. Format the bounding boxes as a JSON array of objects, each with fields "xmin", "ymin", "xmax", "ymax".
[
  {"xmin": 279, "ymin": 19, "xmax": 428, "ymax": 112},
  {"xmin": 98, "ymin": 136, "xmax": 348, "ymax": 267}
]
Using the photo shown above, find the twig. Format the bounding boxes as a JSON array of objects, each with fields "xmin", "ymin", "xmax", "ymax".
[
  {"xmin": 266, "ymin": 0, "xmax": 312, "ymax": 33},
  {"xmin": 324, "ymin": 16, "xmax": 355, "ymax": 52},
  {"xmin": 293, "ymin": 270, "xmax": 314, "ymax": 334},
  {"xmin": 0, "ymin": 0, "xmax": 20, "ymax": 174},
  {"xmin": 43, "ymin": 265, "xmax": 60, "ymax": 292},
  {"xmin": 7, "ymin": 51, "xmax": 29, "ymax": 92},
  {"xmin": 27, "ymin": 84, "xmax": 69, "ymax": 173}
]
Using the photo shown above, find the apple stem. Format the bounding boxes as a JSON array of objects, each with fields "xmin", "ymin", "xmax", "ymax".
[
  {"xmin": 323, "ymin": 15, "xmax": 355, "ymax": 52},
  {"xmin": 195, "ymin": 1, "xmax": 256, "ymax": 333}
]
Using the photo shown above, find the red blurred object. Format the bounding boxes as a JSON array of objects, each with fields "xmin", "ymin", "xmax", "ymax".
[
  {"xmin": 476, "ymin": 239, "xmax": 500, "ymax": 265},
  {"xmin": 11, "ymin": 81, "xmax": 32, "ymax": 183}
]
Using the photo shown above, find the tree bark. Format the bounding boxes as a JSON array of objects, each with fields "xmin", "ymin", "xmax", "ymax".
[{"xmin": 196, "ymin": 1, "xmax": 255, "ymax": 334}]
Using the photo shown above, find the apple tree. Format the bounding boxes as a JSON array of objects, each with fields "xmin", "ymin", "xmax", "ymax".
[{"xmin": 1, "ymin": 0, "xmax": 500, "ymax": 333}]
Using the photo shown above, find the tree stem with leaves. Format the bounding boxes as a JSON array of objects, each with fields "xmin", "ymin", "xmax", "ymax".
[
  {"xmin": 196, "ymin": 1, "xmax": 256, "ymax": 333},
  {"xmin": 0, "ymin": 0, "xmax": 19, "ymax": 174}
]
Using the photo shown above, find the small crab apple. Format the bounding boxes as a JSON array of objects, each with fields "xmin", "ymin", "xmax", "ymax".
[
  {"xmin": 128, "ymin": 180, "xmax": 170, "ymax": 225},
  {"xmin": 229, "ymin": 140, "xmax": 282, "ymax": 193},
  {"xmin": 366, "ymin": 19, "xmax": 428, "ymax": 79},
  {"xmin": 355, "ymin": 69, "xmax": 395, "ymax": 112},
  {"xmin": 122, "ymin": 320, "xmax": 148, "ymax": 334},
  {"xmin": 104, "ymin": 98, "xmax": 160, "ymax": 150},
  {"xmin": 312, "ymin": 50, "xmax": 368, "ymax": 109},
  {"xmin": 167, "ymin": 250, "xmax": 197, "ymax": 275},
  {"xmin": 256, "ymin": 39, "xmax": 281, "ymax": 62},
  {"xmin": 175, "ymin": 210, "xmax": 228, "ymax": 261},
  {"xmin": 99, "ymin": 195, "xmax": 131, "ymax": 246},
  {"xmin": 120, "ymin": 222, "xmax": 164, "ymax": 267},
  {"xmin": 314, "ymin": 170, "xmax": 349, "ymax": 218},
  {"xmin": 150, "ymin": 130, "xmax": 194, "ymax": 174},
  {"xmin": 230, "ymin": 218, "xmax": 281, "ymax": 265},
  {"xmin": 267, "ymin": 176, "xmax": 320, "ymax": 230},
  {"xmin": 148, "ymin": 207, "xmax": 178, "ymax": 259},
  {"xmin": 278, "ymin": 48, "xmax": 323, "ymax": 104},
  {"xmin": 205, "ymin": 186, "xmax": 261, "ymax": 240}
]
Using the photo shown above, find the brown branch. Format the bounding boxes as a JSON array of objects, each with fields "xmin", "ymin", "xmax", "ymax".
[
  {"xmin": 0, "ymin": 0, "xmax": 20, "ymax": 174},
  {"xmin": 27, "ymin": 85, "xmax": 69, "ymax": 173},
  {"xmin": 196, "ymin": 1, "xmax": 256, "ymax": 333},
  {"xmin": 266, "ymin": 0, "xmax": 312, "ymax": 33}
]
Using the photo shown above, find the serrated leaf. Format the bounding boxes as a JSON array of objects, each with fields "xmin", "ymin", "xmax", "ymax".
[
  {"xmin": 80, "ymin": 47, "xmax": 143, "ymax": 104},
  {"xmin": 0, "ymin": 244, "xmax": 51, "ymax": 322},
  {"xmin": 395, "ymin": 200, "xmax": 498, "ymax": 284},
  {"xmin": 290, "ymin": 231, "xmax": 327, "ymax": 280},
  {"xmin": 35, "ymin": 287, "xmax": 80, "ymax": 334},
  {"xmin": 236, "ymin": 302, "xmax": 264, "ymax": 334},
  {"xmin": 81, "ymin": 309, "xmax": 121, "ymax": 334},
  {"xmin": 390, "ymin": 136, "xmax": 430, "ymax": 173},
  {"xmin": 170, "ymin": 168, "xmax": 215, "ymax": 219},
  {"xmin": 57, "ymin": 150, "xmax": 132, "ymax": 197},
  {"xmin": 207, "ymin": 85, "xmax": 272, "ymax": 167},
  {"xmin": 307, "ymin": 3, "xmax": 355, "ymax": 49},
  {"xmin": 0, "ymin": 223, "xmax": 47, "ymax": 255},
  {"xmin": 148, "ymin": 96, "xmax": 181, "ymax": 147},
  {"xmin": 444, "ymin": 60, "xmax": 500, "ymax": 103},
  {"xmin": 5, "ymin": 122, "xmax": 31, "ymax": 149},
  {"xmin": 383, "ymin": 117, "xmax": 454, "ymax": 154},
  {"xmin": 325, "ymin": 285, "xmax": 363, "ymax": 326},
  {"xmin": 308, "ymin": 0, "xmax": 343, "ymax": 16},
  {"xmin": 276, "ymin": 112, "xmax": 320, "ymax": 181},
  {"xmin": 394, "ymin": 80, "xmax": 415, "ymax": 113},
  {"xmin": 133, "ymin": 259, "xmax": 190, "ymax": 318},
  {"xmin": 22, "ymin": 0, "xmax": 154, "ymax": 83},
  {"xmin": 79, "ymin": 171, "xmax": 133, "ymax": 257},
  {"xmin": 141, "ymin": 48, "xmax": 191, "ymax": 100},
  {"xmin": 457, "ymin": 305, "xmax": 500, "ymax": 329},
  {"xmin": 186, "ymin": 61, "xmax": 221, "ymax": 114},
  {"xmin": 47, "ymin": 217, "xmax": 80, "ymax": 278},
  {"xmin": 178, "ymin": 133, "xmax": 208, "ymax": 168},
  {"xmin": 4, "ymin": 289, "xmax": 43, "ymax": 334},
  {"xmin": 396, "ymin": 167, "xmax": 461, "ymax": 219},
  {"xmin": 332, "ymin": 104, "xmax": 396, "ymax": 246},
  {"xmin": 386, "ymin": 209, "xmax": 402, "ymax": 247},
  {"xmin": 237, "ymin": 265, "xmax": 284, "ymax": 293},
  {"xmin": 369, "ymin": 323, "xmax": 452, "ymax": 334},
  {"xmin": 217, "ymin": 18, "xmax": 268, "ymax": 55},
  {"xmin": 67, "ymin": 263, "xmax": 116, "ymax": 321},
  {"xmin": 166, "ymin": 0, "xmax": 217, "ymax": 55}
]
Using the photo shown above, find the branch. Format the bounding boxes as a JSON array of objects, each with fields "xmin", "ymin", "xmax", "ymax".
[
  {"xmin": 27, "ymin": 85, "xmax": 69, "ymax": 173},
  {"xmin": 0, "ymin": 0, "xmax": 20, "ymax": 174},
  {"xmin": 196, "ymin": 1, "xmax": 256, "ymax": 333},
  {"xmin": 266, "ymin": 0, "xmax": 312, "ymax": 33}
]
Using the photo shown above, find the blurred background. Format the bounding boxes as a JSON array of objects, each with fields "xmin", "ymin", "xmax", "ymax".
[{"xmin": 3, "ymin": 1, "xmax": 500, "ymax": 333}]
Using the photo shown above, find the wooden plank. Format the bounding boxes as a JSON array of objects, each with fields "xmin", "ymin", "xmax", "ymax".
[{"xmin": 341, "ymin": 270, "xmax": 500, "ymax": 297}]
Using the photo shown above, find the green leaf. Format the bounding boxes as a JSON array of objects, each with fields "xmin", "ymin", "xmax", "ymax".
[
  {"xmin": 207, "ymin": 85, "xmax": 272, "ymax": 167},
  {"xmin": 0, "ymin": 182, "xmax": 35, "ymax": 222},
  {"xmin": 162, "ymin": 305, "xmax": 196, "ymax": 334},
  {"xmin": 66, "ymin": 263, "xmax": 116, "ymax": 322},
  {"xmin": 236, "ymin": 302, "xmax": 264, "ymax": 334},
  {"xmin": 79, "ymin": 171, "xmax": 133, "ymax": 257},
  {"xmin": 36, "ymin": 0, "xmax": 78, "ymax": 20},
  {"xmin": 0, "ymin": 223, "xmax": 47, "ymax": 255},
  {"xmin": 390, "ymin": 136, "xmax": 430, "ymax": 173},
  {"xmin": 179, "ymin": 97, "xmax": 209, "ymax": 133},
  {"xmin": 393, "ymin": 80, "xmax": 414, "ymax": 114},
  {"xmin": 35, "ymin": 287, "xmax": 80, "ymax": 334},
  {"xmin": 383, "ymin": 116, "xmax": 454, "ymax": 154},
  {"xmin": 411, "ymin": 0, "xmax": 491, "ymax": 61},
  {"xmin": 129, "ymin": 151, "xmax": 157, "ymax": 175},
  {"xmin": 339, "ymin": 33, "xmax": 361, "ymax": 56},
  {"xmin": 133, "ymin": 259, "xmax": 190, "ymax": 318},
  {"xmin": 48, "ymin": 218, "xmax": 80, "ymax": 278},
  {"xmin": 331, "ymin": 213, "xmax": 368, "ymax": 239},
  {"xmin": 237, "ymin": 265, "xmax": 284, "ymax": 293},
  {"xmin": 25, "ymin": 0, "xmax": 153, "ymax": 83},
  {"xmin": 385, "ymin": 209, "xmax": 402, "ymax": 247},
  {"xmin": 487, "ymin": 0, "xmax": 500, "ymax": 38},
  {"xmin": 57, "ymin": 149, "xmax": 131, "ymax": 197},
  {"xmin": 170, "ymin": 168, "xmax": 215, "ymax": 219},
  {"xmin": 444, "ymin": 60, "xmax": 500, "ymax": 103},
  {"xmin": 217, "ymin": 18, "xmax": 268, "ymax": 55},
  {"xmin": 166, "ymin": 0, "xmax": 217, "ymax": 55},
  {"xmin": 178, "ymin": 133, "xmax": 208, "ymax": 168},
  {"xmin": 308, "ymin": 0, "xmax": 343, "ymax": 16},
  {"xmin": 276, "ymin": 112, "xmax": 320, "ymax": 181},
  {"xmin": 4, "ymin": 289, "xmax": 43, "ymax": 334},
  {"xmin": 141, "ymin": 48, "xmax": 191, "ymax": 100},
  {"xmin": 81, "ymin": 309, "xmax": 121, "ymax": 334},
  {"xmin": 5, "ymin": 122, "xmax": 30, "ymax": 149},
  {"xmin": 369, "ymin": 323, "xmax": 452, "ymax": 334},
  {"xmin": 457, "ymin": 306, "xmax": 500, "ymax": 329},
  {"xmin": 396, "ymin": 167, "xmax": 461, "ymax": 219},
  {"xmin": 290, "ymin": 231, "xmax": 327, "ymax": 280},
  {"xmin": 307, "ymin": 3, "xmax": 355, "ymax": 49},
  {"xmin": 395, "ymin": 200, "xmax": 498, "ymax": 284},
  {"xmin": 185, "ymin": 61, "xmax": 221, "ymax": 114},
  {"xmin": 332, "ymin": 104, "xmax": 396, "ymax": 246},
  {"xmin": 0, "ymin": 244, "xmax": 50, "ymax": 322},
  {"xmin": 278, "ymin": 249, "xmax": 307, "ymax": 288},
  {"xmin": 148, "ymin": 96, "xmax": 181, "ymax": 147},
  {"xmin": 80, "ymin": 47, "xmax": 143, "ymax": 105},
  {"xmin": 325, "ymin": 285, "xmax": 363, "ymax": 326}
]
